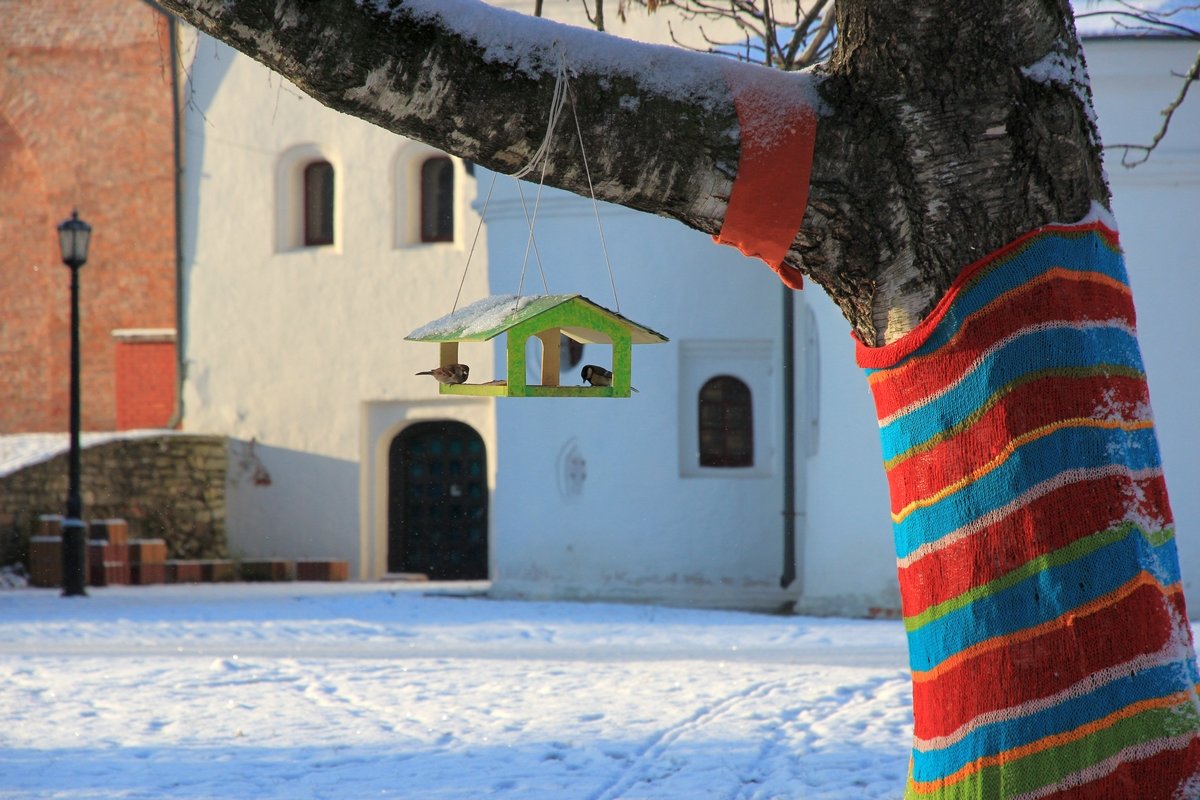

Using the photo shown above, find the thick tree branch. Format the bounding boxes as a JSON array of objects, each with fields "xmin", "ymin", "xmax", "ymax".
[
  {"xmin": 157, "ymin": 0, "xmax": 1107, "ymax": 345},
  {"xmin": 158, "ymin": 0, "xmax": 751, "ymax": 235}
]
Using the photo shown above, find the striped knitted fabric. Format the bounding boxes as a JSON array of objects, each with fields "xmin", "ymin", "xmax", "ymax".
[{"xmin": 856, "ymin": 219, "xmax": 1200, "ymax": 799}]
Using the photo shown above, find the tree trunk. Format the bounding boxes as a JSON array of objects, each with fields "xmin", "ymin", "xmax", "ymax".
[{"xmin": 154, "ymin": 0, "xmax": 1200, "ymax": 795}]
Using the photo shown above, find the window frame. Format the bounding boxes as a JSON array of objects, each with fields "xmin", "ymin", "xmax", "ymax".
[{"xmin": 678, "ymin": 340, "xmax": 775, "ymax": 479}]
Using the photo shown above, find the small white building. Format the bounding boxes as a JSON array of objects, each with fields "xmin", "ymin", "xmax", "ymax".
[
  {"xmin": 177, "ymin": 27, "xmax": 495, "ymax": 580},
  {"xmin": 177, "ymin": 6, "xmax": 1200, "ymax": 614}
]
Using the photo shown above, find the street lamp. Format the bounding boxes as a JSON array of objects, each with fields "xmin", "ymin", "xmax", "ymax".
[{"xmin": 58, "ymin": 210, "xmax": 91, "ymax": 597}]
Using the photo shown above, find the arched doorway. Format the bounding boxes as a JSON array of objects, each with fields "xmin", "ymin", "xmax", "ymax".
[{"xmin": 388, "ymin": 421, "xmax": 488, "ymax": 579}]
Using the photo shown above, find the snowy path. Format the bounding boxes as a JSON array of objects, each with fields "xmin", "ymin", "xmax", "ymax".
[{"xmin": 0, "ymin": 583, "xmax": 912, "ymax": 799}]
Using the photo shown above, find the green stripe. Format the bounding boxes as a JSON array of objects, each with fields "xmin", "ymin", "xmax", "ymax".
[
  {"xmin": 883, "ymin": 364, "xmax": 1145, "ymax": 471},
  {"xmin": 905, "ymin": 700, "xmax": 1200, "ymax": 799},
  {"xmin": 904, "ymin": 523, "xmax": 1176, "ymax": 632}
]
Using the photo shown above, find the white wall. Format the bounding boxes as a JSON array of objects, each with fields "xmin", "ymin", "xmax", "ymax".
[
  {"xmin": 177, "ymin": 30, "xmax": 494, "ymax": 576},
  {"xmin": 1085, "ymin": 38, "xmax": 1200, "ymax": 605},
  {"xmin": 482, "ymin": 179, "xmax": 809, "ymax": 610},
  {"xmin": 798, "ymin": 286, "xmax": 901, "ymax": 617}
]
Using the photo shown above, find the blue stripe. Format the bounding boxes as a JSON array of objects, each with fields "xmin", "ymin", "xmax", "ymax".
[
  {"xmin": 879, "ymin": 325, "xmax": 1145, "ymax": 461},
  {"xmin": 893, "ymin": 424, "xmax": 1162, "ymax": 558},
  {"xmin": 910, "ymin": 657, "xmax": 1200, "ymax": 782},
  {"xmin": 906, "ymin": 528, "xmax": 1181, "ymax": 671},
  {"xmin": 863, "ymin": 231, "xmax": 1127, "ymax": 379}
]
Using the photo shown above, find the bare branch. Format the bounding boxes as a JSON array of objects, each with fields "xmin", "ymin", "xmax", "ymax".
[
  {"xmin": 794, "ymin": 1, "xmax": 835, "ymax": 69},
  {"xmin": 1108, "ymin": 45, "xmax": 1200, "ymax": 166},
  {"xmin": 783, "ymin": 0, "xmax": 829, "ymax": 67}
]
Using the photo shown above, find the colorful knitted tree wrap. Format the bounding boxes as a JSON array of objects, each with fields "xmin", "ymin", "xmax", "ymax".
[{"xmin": 856, "ymin": 218, "xmax": 1200, "ymax": 799}]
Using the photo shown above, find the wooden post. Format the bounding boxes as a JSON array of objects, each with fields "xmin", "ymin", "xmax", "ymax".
[{"xmin": 537, "ymin": 330, "xmax": 561, "ymax": 386}]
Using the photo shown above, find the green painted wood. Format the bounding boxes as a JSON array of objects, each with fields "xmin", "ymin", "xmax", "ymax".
[
  {"xmin": 410, "ymin": 294, "xmax": 663, "ymax": 399},
  {"xmin": 439, "ymin": 384, "xmax": 627, "ymax": 398}
]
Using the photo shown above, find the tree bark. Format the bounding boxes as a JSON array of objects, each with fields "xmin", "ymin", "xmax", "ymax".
[{"xmin": 156, "ymin": 0, "xmax": 1106, "ymax": 344}]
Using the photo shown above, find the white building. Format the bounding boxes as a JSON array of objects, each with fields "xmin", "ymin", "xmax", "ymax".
[
  {"xmin": 177, "ymin": 5, "xmax": 1200, "ymax": 614},
  {"xmin": 177, "ymin": 26, "xmax": 495, "ymax": 580}
]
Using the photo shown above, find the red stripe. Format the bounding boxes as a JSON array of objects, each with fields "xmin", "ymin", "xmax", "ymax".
[
  {"xmin": 899, "ymin": 472, "xmax": 1171, "ymax": 618},
  {"xmin": 885, "ymin": 373, "xmax": 1151, "ymax": 513},
  {"xmin": 713, "ymin": 84, "xmax": 815, "ymax": 285},
  {"xmin": 856, "ymin": 221, "xmax": 1120, "ymax": 369},
  {"xmin": 1034, "ymin": 734, "xmax": 1200, "ymax": 800},
  {"xmin": 867, "ymin": 274, "xmax": 1135, "ymax": 420},
  {"xmin": 911, "ymin": 585, "xmax": 1187, "ymax": 740}
]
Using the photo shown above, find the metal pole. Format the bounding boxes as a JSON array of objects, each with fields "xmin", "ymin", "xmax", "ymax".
[
  {"xmin": 61, "ymin": 262, "xmax": 87, "ymax": 597},
  {"xmin": 780, "ymin": 283, "xmax": 797, "ymax": 589}
]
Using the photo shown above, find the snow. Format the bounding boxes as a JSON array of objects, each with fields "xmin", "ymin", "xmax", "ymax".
[
  {"xmin": 363, "ymin": 0, "xmax": 822, "ymax": 140},
  {"xmin": 407, "ymin": 293, "xmax": 547, "ymax": 340},
  {"xmin": 0, "ymin": 430, "xmax": 177, "ymax": 479},
  {"xmin": 0, "ymin": 581, "xmax": 915, "ymax": 798},
  {"xmin": 1021, "ymin": 40, "xmax": 1102, "ymax": 132}
]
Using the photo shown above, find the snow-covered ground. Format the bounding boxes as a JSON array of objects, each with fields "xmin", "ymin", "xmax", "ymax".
[{"xmin": 0, "ymin": 582, "xmax": 913, "ymax": 799}]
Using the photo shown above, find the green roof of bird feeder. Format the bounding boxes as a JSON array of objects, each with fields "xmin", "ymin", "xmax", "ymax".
[{"xmin": 406, "ymin": 294, "xmax": 668, "ymax": 398}]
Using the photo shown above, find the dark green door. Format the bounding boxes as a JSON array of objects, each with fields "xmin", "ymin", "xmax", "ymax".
[{"xmin": 388, "ymin": 421, "xmax": 488, "ymax": 579}]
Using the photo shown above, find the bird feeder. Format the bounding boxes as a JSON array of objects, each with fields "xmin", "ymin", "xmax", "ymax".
[{"xmin": 406, "ymin": 294, "xmax": 668, "ymax": 398}]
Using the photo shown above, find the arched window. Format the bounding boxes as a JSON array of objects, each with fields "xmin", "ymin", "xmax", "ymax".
[
  {"xmin": 420, "ymin": 156, "xmax": 454, "ymax": 243},
  {"xmin": 303, "ymin": 160, "xmax": 335, "ymax": 246},
  {"xmin": 698, "ymin": 376, "xmax": 754, "ymax": 467}
]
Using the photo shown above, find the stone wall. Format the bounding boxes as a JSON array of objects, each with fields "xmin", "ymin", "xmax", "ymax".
[{"xmin": 0, "ymin": 435, "xmax": 228, "ymax": 568}]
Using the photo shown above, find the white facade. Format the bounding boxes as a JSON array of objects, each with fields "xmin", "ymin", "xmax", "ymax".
[
  {"xmin": 481, "ymin": 182, "xmax": 812, "ymax": 610},
  {"xmin": 177, "ymin": 8, "xmax": 1200, "ymax": 613},
  {"xmin": 1085, "ymin": 37, "xmax": 1200, "ymax": 604},
  {"xmin": 177, "ymin": 30, "xmax": 494, "ymax": 579}
]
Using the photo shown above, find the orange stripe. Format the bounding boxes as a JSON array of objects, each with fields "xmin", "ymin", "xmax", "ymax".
[
  {"xmin": 890, "ymin": 417, "xmax": 1154, "ymax": 520},
  {"xmin": 907, "ymin": 686, "xmax": 1200, "ymax": 794},
  {"xmin": 912, "ymin": 573, "xmax": 1184, "ymax": 684},
  {"xmin": 868, "ymin": 268, "xmax": 1131, "ymax": 388},
  {"xmin": 857, "ymin": 222, "xmax": 1121, "ymax": 370}
]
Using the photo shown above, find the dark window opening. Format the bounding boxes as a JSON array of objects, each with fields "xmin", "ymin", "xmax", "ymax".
[
  {"xmin": 420, "ymin": 156, "xmax": 455, "ymax": 243},
  {"xmin": 303, "ymin": 160, "xmax": 335, "ymax": 246},
  {"xmin": 698, "ymin": 375, "xmax": 754, "ymax": 467}
]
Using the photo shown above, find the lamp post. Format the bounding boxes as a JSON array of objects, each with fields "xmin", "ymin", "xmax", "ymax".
[{"xmin": 58, "ymin": 210, "xmax": 91, "ymax": 597}]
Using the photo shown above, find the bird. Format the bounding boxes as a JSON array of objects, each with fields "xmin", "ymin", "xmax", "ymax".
[
  {"xmin": 581, "ymin": 364, "xmax": 638, "ymax": 392},
  {"xmin": 581, "ymin": 364, "xmax": 613, "ymax": 386},
  {"xmin": 416, "ymin": 363, "xmax": 469, "ymax": 385}
]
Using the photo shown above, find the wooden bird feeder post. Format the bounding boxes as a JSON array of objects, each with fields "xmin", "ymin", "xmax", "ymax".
[{"xmin": 406, "ymin": 294, "xmax": 667, "ymax": 398}]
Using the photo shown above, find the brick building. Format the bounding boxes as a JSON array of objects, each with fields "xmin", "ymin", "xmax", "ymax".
[{"xmin": 0, "ymin": 0, "xmax": 178, "ymax": 433}]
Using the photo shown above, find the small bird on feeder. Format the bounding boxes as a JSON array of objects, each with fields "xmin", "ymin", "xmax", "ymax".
[
  {"xmin": 416, "ymin": 364, "xmax": 470, "ymax": 385},
  {"xmin": 581, "ymin": 364, "xmax": 637, "ymax": 392}
]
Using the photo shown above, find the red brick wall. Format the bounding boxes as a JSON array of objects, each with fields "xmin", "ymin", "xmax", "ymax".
[
  {"xmin": 0, "ymin": 0, "xmax": 177, "ymax": 433},
  {"xmin": 114, "ymin": 333, "xmax": 176, "ymax": 430}
]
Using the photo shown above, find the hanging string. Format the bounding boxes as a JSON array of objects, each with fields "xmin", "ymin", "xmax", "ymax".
[
  {"xmin": 511, "ymin": 46, "xmax": 570, "ymax": 308},
  {"xmin": 452, "ymin": 47, "xmax": 566, "ymax": 315},
  {"xmin": 514, "ymin": 175, "xmax": 551, "ymax": 303},
  {"xmin": 452, "ymin": 44, "xmax": 622, "ymax": 316},
  {"xmin": 511, "ymin": 49, "xmax": 571, "ymax": 181},
  {"xmin": 452, "ymin": 169, "xmax": 499, "ymax": 313},
  {"xmin": 567, "ymin": 84, "xmax": 620, "ymax": 314}
]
